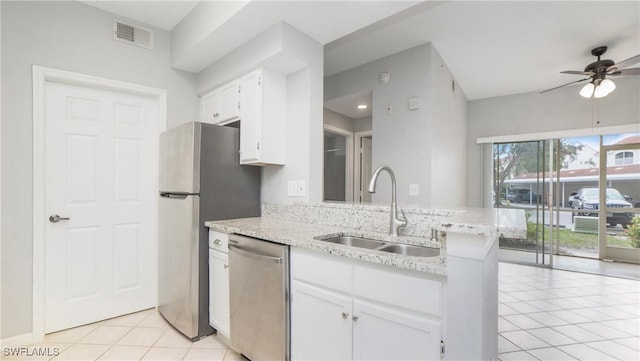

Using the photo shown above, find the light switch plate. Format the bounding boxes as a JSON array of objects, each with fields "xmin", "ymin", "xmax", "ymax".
[
  {"xmin": 409, "ymin": 184, "xmax": 419, "ymax": 196},
  {"xmin": 288, "ymin": 181, "xmax": 297, "ymax": 196}
]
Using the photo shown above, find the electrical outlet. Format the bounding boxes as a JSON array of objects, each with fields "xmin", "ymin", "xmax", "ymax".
[
  {"xmin": 409, "ymin": 184, "xmax": 420, "ymax": 196},
  {"xmin": 288, "ymin": 181, "xmax": 297, "ymax": 197},
  {"xmin": 298, "ymin": 181, "xmax": 306, "ymax": 197}
]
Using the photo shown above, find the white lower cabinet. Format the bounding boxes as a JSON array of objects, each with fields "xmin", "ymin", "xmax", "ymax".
[
  {"xmin": 352, "ymin": 300, "xmax": 441, "ymax": 361},
  {"xmin": 290, "ymin": 248, "xmax": 443, "ymax": 361},
  {"xmin": 208, "ymin": 231, "xmax": 230, "ymax": 339},
  {"xmin": 291, "ymin": 281, "xmax": 352, "ymax": 361}
]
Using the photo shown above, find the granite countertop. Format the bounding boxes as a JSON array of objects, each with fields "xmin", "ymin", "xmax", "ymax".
[
  {"xmin": 205, "ymin": 217, "xmax": 447, "ymax": 275},
  {"xmin": 436, "ymin": 207, "xmax": 527, "ymax": 238},
  {"xmin": 205, "ymin": 203, "xmax": 526, "ymax": 276}
]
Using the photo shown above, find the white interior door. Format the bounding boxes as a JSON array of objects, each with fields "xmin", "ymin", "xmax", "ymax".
[{"xmin": 44, "ymin": 81, "xmax": 157, "ymax": 333}]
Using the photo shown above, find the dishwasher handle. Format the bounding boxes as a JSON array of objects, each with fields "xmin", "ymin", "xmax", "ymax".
[{"xmin": 229, "ymin": 244, "xmax": 283, "ymax": 264}]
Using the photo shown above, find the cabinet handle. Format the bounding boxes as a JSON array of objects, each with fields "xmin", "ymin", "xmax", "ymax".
[
  {"xmin": 256, "ymin": 142, "xmax": 260, "ymax": 151},
  {"xmin": 341, "ymin": 312, "xmax": 349, "ymax": 319},
  {"xmin": 223, "ymin": 264, "xmax": 229, "ymax": 269},
  {"xmin": 352, "ymin": 316, "xmax": 359, "ymax": 322},
  {"xmin": 213, "ymin": 239, "xmax": 222, "ymax": 245},
  {"xmin": 213, "ymin": 112, "xmax": 220, "ymax": 118}
]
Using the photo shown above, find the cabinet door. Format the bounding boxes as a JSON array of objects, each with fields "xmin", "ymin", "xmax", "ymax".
[
  {"xmin": 291, "ymin": 280, "xmax": 352, "ymax": 361},
  {"xmin": 200, "ymin": 91, "xmax": 219, "ymax": 125},
  {"xmin": 353, "ymin": 299, "xmax": 441, "ymax": 361},
  {"xmin": 217, "ymin": 80, "xmax": 240, "ymax": 123},
  {"xmin": 239, "ymin": 70, "xmax": 261, "ymax": 164},
  {"xmin": 209, "ymin": 249, "xmax": 230, "ymax": 338}
]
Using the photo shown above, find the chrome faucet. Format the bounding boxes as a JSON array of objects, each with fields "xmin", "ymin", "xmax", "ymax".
[{"xmin": 368, "ymin": 165, "xmax": 407, "ymax": 236}]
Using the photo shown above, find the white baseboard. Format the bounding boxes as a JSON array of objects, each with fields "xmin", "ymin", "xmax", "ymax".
[{"xmin": 0, "ymin": 333, "xmax": 34, "ymax": 348}]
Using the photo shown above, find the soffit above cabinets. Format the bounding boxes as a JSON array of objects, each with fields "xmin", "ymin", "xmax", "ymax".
[{"xmin": 78, "ymin": 1, "xmax": 639, "ymax": 101}]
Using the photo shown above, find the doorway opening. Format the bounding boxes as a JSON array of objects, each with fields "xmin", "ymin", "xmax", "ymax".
[
  {"xmin": 322, "ymin": 90, "xmax": 373, "ymax": 203},
  {"xmin": 323, "ymin": 128, "xmax": 352, "ymax": 202}
]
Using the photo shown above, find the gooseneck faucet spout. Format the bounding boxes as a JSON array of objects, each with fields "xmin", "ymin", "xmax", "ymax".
[{"xmin": 368, "ymin": 165, "xmax": 407, "ymax": 236}]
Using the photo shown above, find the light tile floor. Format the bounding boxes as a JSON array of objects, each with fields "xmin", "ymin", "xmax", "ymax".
[
  {"xmin": 4, "ymin": 309, "xmax": 244, "ymax": 361},
  {"xmin": 499, "ymin": 262, "xmax": 640, "ymax": 361},
  {"xmin": 6, "ymin": 262, "xmax": 639, "ymax": 360}
]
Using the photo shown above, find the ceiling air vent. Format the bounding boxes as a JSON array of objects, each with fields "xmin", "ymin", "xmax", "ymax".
[{"xmin": 113, "ymin": 20, "xmax": 153, "ymax": 49}]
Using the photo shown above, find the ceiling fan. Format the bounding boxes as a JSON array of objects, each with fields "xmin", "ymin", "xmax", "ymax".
[{"xmin": 541, "ymin": 46, "xmax": 640, "ymax": 98}]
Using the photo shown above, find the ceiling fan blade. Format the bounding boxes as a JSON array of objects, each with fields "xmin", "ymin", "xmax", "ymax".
[
  {"xmin": 540, "ymin": 78, "xmax": 591, "ymax": 94},
  {"xmin": 608, "ymin": 68, "xmax": 640, "ymax": 76},
  {"xmin": 608, "ymin": 54, "xmax": 640, "ymax": 71},
  {"xmin": 561, "ymin": 70, "xmax": 595, "ymax": 76}
]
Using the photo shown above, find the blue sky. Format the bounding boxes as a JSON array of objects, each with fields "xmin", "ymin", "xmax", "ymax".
[{"xmin": 567, "ymin": 132, "xmax": 639, "ymax": 149}]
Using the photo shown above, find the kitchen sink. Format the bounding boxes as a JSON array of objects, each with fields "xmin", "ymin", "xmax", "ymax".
[
  {"xmin": 314, "ymin": 234, "xmax": 440, "ymax": 257},
  {"xmin": 317, "ymin": 235, "xmax": 386, "ymax": 249},
  {"xmin": 377, "ymin": 244, "xmax": 440, "ymax": 257}
]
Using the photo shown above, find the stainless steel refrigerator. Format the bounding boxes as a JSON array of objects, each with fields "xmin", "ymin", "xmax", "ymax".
[{"xmin": 158, "ymin": 122, "xmax": 260, "ymax": 340}]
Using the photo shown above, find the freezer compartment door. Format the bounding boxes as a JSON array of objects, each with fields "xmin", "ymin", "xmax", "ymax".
[
  {"xmin": 159, "ymin": 122, "xmax": 200, "ymax": 193},
  {"xmin": 158, "ymin": 193, "xmax": 200, "ymax": 339}
]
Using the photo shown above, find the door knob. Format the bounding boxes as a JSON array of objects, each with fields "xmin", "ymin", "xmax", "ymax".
[
  {"xmin": 49, "ymin": 215, "xmax": 70, "ymax": 223},
  {"xmin": 341, "ymin": 312, "xmax": 349, "ymax": 319}
]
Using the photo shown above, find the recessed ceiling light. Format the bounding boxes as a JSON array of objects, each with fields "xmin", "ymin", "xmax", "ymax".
[{"xmin": 357, "ymin": 104, "xmax": 367, "ymax": 110}]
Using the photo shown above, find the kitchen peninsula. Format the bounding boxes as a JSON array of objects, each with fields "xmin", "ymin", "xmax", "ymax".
[{"xmin": 206, "ymin": 202, "xmax": 526, "ymax": 361}]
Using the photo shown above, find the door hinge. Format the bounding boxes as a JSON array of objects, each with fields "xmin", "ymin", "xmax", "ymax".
[{"xmin": 440, "ymin": 340, "xmax": 445, "ymax": 358}]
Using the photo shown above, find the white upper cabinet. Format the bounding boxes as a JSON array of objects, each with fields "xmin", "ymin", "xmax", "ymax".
[
  {"xmin": 199, "ymin": 68, "xmax": 286, "ymax": 166},
  {"xmin": 200, "ymin": 80, "xmax": 240, "ymax": 125},
  {"xmin": 238, "ymin": 68, "xmax": 286, "ymax": 166}
]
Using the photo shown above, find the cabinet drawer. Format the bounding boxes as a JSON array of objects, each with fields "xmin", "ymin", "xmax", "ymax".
[
  {"xmin": 208, "ymin": 231, "xmax": 229, "ymax": 253},
  {"xmin": 291, "ymin": 248, "xmax": 352, "ymax": 294},
  {"xmin": 354, "ymin": 264, "xmax": 442, "ymax": 316}
]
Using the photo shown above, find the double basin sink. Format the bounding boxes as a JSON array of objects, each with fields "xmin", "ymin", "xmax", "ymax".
[{"xmin": 314, "ymin": 234, "xmax": 440, "ymax": 258}]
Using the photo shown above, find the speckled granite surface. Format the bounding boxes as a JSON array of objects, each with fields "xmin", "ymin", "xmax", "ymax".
[
  {"xmin": 205, "ymin": 217, "xmax": 446, "ymax": 275},
  {"xmin": 263, "ymin": 202, "xmax": 526, "ymax": 239},
  {"xmin": 206, "ymin": 202, "xmax": 526, "ymax": 275}
]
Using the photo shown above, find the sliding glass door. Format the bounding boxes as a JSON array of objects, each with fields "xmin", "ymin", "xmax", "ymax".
[
  {"xmin": 494, "ymin": 132, "xmax": 640, "ymax": 266},
  {"xmin": 493, "ymin": 140, "xmax": 555, "ymax": 266},
  {"xmin": 600, "ymin": 137, "xmax": 640, "ymax": 263}
]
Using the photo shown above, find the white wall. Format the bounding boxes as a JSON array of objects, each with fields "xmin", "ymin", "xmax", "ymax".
[
  {"xmin": 467, "ymin": 76, "xmax": 640, "ymax": 207},
  {"xmin": 197, "ymin": 22, "xmax": 323, "ymax": 203},
  {"xmin": 324, "ymin": 43, "xmax": 468, "ymax": 207},
  {"xmin": 353, "ymin": 116, "xmax": 373, "ymax": 133},
  {"xmin": 0, "ymin": 1, "xmax": 3, "ymax": 340},
  {"xmin": 324, "ymin": 108, "xmax": 354, "ymax": 132},
  {"xmin": 1, "ymin": 1, "xmax": 198, "ymax": 339},
  {"xmin": 427, "ymin": 48, "xmax": 468, "ymax": 208}
]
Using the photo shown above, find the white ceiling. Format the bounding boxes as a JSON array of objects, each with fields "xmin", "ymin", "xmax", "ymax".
[
  {"xmin": 325, "ymin": 91, "xmax": 373, "ymax": 119},
  {"xmin": 79, "ymin": 0, "xmax": 199, "ymax": 30},
  {"xmin": 78, "ymin": 1, "xmax": 640, "ymax": 101}
]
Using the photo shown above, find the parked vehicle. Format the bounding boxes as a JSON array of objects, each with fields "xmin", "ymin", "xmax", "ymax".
[
  {"xmin": 507, "ymin": 188, "xmax": 540, "ymax": 203},
  {"xmin": 571, "ymin": 187, "xmax": 634, "ymax": 228},
  {"xmin": 568, "ymin": 191, "xmax": 578, "ymax": 207}
]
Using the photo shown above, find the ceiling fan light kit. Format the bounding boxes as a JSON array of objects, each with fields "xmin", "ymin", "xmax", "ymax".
[{"xmin": 541, "ymin": 46, "xmax": 639, "ymax": 98}]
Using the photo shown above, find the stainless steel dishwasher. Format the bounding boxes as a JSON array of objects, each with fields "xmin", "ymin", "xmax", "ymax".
[{"xmin": 228, "ymin": 234, "xmax": 290, "ymax": 361}]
